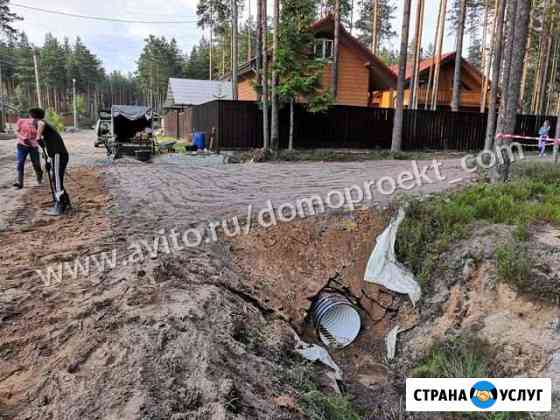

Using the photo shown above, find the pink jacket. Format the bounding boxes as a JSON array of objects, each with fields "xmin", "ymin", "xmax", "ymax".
[{"xmin": 16, "ymin": 118, "xmax": 39, "ymax": 148}]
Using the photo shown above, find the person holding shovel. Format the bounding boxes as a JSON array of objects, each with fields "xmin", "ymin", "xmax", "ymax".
[
  {"xmin": 14, "ymin": 113, "xmax": 43, "ymax": 189},
  {"xmin": 30, "ymin": 108, "xmax": 71, "ymax": 216}
]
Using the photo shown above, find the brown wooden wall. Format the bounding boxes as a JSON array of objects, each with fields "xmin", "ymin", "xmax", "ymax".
[
  {"xmin": 238, "ymin": 77, "xmax": 257, "ymax": 101},
  {"xmin": 380, "ymin": 61, "xmax": 483, "ymax": 109},
  {"xmin": 237, "ymin": 40, "xmax": 370, "ymax": 107},
  {"xmin": 321, "ymin": 39, "xmax": 370, "ymax": 107},
  {"xmin": 163, "ymin": 108, "xmax": 193, "ymax": 139}
]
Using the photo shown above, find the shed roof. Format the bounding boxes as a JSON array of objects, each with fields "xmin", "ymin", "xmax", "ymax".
[{"xmin": 165, "ymin": 78, "xmax": 232, "ymax": 107}]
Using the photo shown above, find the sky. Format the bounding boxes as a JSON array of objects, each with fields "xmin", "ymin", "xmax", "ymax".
[{"xmin": 12, "ymin": 0, "xmax": 461, "ymax": 74}]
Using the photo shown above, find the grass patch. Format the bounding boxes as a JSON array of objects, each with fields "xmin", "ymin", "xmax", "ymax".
[
  {"xmin": 413, "ymin": 336, "xmax": 528, "ymax": 420},
  {"xmin": 496, "ymin": 243, "xmax": 531, "ymax": 289},
  {"xmin": 237, "ymin": 148, "xmax": 465, "ymax": 163},
  {"xmin": 396, "ymin": 161, "xmax": 560, "ymax": 285},
  {"xmin": 413, "ymin": 335, "xmax": 495, "ymax": 379},
  {"xmin": 300, "ymin": 391, "xmax": 361, "ymax": 420},
  {"xmin": 272, "ymin": 354, "xmax": 362, "ymax": 419}
]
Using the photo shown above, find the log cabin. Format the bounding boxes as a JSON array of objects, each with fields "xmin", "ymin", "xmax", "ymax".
[
  {"xmin": 376, "ymin": 52, "xmax": 486, "ymax": 111},
  {"xmin": 235, "ymin": 15, "xmax": 396, "ymax": 107}
]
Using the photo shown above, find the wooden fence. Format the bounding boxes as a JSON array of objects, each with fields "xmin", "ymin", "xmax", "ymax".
[
  {"xmin": 163, "ymin": 108, "xmax": 193, "ymax": 140},
  {"xmin": 191, "ymin": 100, "xmax": 559, "ymax": 151}
]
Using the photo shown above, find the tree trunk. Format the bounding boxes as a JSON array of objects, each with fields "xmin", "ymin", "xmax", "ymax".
[
  {"xmin": 431, "ymin": 0, "xmax": 447, "ymax": 110},
  {"xmin": 554, "ymin": 92, "xmax": 560, "ymax": 164},
  {"xmin": 209, "ymin": 13, "xmax": 214, "ymax": 80},
  {"xmin": 231, "ymin": 0, "xmax": 239, "ymax": 100},
  {"xmin": 479, "ymin": 0, "xmax": 491, "ymax": 112},
  {"xmin": 451, "ymin": 0, "xmax": 467, "ymax": 112},
  {"xmin": 546, "ymin": 39, "xmax": 559, "ymax": 114},
  {"xmin": 496, "ymin": 0, "xmax": 517, "ymax": 131},
  {"xmin": 484, "ymin": 0, "xmax": 506, "ymax": 150},
  {"xmin": 425, "ymin": 0, "xmax": 444, "ymax": 109},
  {"xmin": 371, "ymin": 0, "xmax": 379, "ymax": 54},
  {"xmin": 289, "ymin": 99, "xmax": 294, "ymax": 150},
  {"xmin": 261, "ymin": 0, "xmax": 270, "ymax": 150},
  {"xmin": 519, "ymin": 10, "xmax": 532, "ymax": 112},
  {"xmin": 532, "ymin": 0, "xmax": 549, "ymax": 114},
  {"xmin": 256, "ymin": 0, "xmax": 262, "ymax": 101},
  {"xmin": 492, "ymin": 0, "xmax": 530, "ymax": 182},
  {"xmin": 482, "ymin": 0, "xmax": 500, "ymax": 113},
  {"xmin": 391, "ymin": 0, "xmax": 412, "ymax": 152},
  {"xmin": 247, "ymin": 0, "xmax": 252, "ymax": 62},
  {"xmin": 538, "ymin": 31, "xmax": 553, "ymax": 115},
  {"xmin": 332, "ymin": 0, "xmax": 341, "ymax": 100},
  {"xmin": 410, "ymin": 0, "xmax": 424, "ymax": 110},
  {"xmin": 270, "ymin": 0, "xmax": 279, "ymax": 150}
]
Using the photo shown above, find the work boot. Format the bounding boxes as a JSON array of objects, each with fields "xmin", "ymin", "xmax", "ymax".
[
  {"xmin": 46, "ymin": 202, "xmax": 63, "ymax": 216},
  {"xmin": 33, "ymin": 165, "xmax": 43, "ymax": 185},
  {"xmin": 13, "ymin": 171, "xmax": 23, "ymax": 189},
  {"xmin": 61, "ymin": 194, "xmax": 72, "ymax": 212}
]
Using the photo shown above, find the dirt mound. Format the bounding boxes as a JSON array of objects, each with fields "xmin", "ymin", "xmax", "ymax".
[
  {"xmin": 0, "ymin": 170, "xmax": 332, "ymax": 420},
  {"xmin": 0, "ymin": 168, "xmax": 112, "ymax": 281}
]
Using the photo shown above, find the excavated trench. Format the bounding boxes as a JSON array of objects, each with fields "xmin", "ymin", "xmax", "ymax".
[
  {"xmin": 227, "ymin": 207, "xmax": 560, "ymax": 416},
  {"xmin": 227, "ymin": 207, "xmax": 414, "ymax": 412}
]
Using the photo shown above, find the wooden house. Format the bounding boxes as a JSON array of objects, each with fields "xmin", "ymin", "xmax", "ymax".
[
  {"xmin": 236, "ymin": 15, "xmax": 396, "ymax": 107},
  {"xmin": 377, "ymin": 52, "xmax": 485, "ymax": 111}
]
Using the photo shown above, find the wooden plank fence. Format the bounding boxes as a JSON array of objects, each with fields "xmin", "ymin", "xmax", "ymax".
[{"xmin": 192, "ymin": 100, "xmax": 559, "ymax": 151}]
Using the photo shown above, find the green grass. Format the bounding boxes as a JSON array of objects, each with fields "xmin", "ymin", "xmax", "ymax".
[
  {"xmin": 496, "ymin": 244, "xmax": 531, "ymax": 289},
  {"xmin": 396, "ymin": 161, "xmax": 560, "ymax": 285},
  {"xmin": 413, "ymin": 336, "xmax": 494, "ymax": 379},
  {"xmin": 238, "ymin": 149, "xmax": 465, "ymax": 163},
  {"xmin": 413, "ymin": 336, "xmax": 528, "ymax": 420},
  {"xmin": 272, "ymin": 355, "xmax": 362, "ymax": 419},
  {"xmin": 300, "ymin": 391, "xmax": 361, "ymax": 420}
]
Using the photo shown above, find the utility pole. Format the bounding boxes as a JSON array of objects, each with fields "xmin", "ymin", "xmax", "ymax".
[
  {"xmin": 73, "ymin": 78, "xmax": 78, "ymax": 130},
  {"xmin": 33, "ymin": 48, "xmax": 42, "ymax": 108}
]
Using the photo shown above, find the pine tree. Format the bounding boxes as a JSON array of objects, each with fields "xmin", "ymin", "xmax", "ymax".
[
  {"xmin": 0, "ymin": 0, "xmax": 21, "ymax": 36},
  {"xmin": 276, "ymin": 0, "xmax": 332, "ymax": 149},
  {"xmin": 355, "ymin": 0, "xmax": 396, "ymax": 52},
  {"xmin": 391, "ymin": 0, "xmax": 412, "ymax": 152}
]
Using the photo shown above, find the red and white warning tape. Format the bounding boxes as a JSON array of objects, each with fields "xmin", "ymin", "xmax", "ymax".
[{"xmin": 495, "ymin": 133, "xmax": 560, "ymax": 144}]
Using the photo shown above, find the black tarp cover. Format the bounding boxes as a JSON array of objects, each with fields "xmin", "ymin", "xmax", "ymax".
[{"xmin": 111, "ymin": 106, "xmax": 153, "ymax": 141}]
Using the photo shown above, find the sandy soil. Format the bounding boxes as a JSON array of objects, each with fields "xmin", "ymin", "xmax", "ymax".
[
  {"xmin": 0, "ymin": 130, "xmax": 515, "ymax": 419},
  {"xmin": 106, "ymin": 150, "xmax": 478, "ymax": 239}
]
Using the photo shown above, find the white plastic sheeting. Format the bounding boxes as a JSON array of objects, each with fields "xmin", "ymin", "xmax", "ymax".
[
  {"xmin": 364, "ymin": 208, "xmax": 421, "ymax": 305},
  {"xmin": 295, "ymin": 338, "xmax": 343, "ymax": 381},
  {"xmin": 385, "ymin": 325, "xmax": 401, "ymax": 360}
]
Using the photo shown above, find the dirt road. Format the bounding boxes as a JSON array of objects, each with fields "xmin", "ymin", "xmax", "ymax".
[{"xmin": 0, "ymin": 131, "xmax": 480, "ymax": 419}]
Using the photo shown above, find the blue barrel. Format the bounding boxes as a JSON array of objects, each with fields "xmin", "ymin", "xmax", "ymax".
[{"xmin": 192, "ymin": 132, "xmax": 206, "ymax": 150}]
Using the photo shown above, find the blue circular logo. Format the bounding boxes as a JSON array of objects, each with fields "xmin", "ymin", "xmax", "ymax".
[{"xmin": 470, "ymin": 381, "xmax": 498, "ymax": 409}]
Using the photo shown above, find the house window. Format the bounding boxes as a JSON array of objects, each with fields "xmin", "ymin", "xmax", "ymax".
[{"xmin": 314, "ymin": 39, "xmax": 334, "ymax": 59}]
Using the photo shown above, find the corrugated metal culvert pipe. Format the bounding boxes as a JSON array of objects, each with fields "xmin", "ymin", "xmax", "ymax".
[{"xmin": 310, "ymin": 292, "xmax": 361, "ymax": 349}]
